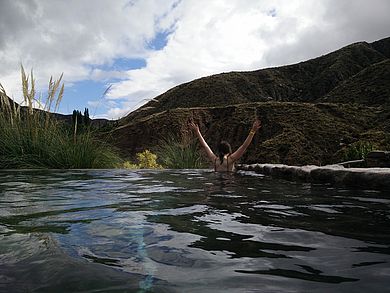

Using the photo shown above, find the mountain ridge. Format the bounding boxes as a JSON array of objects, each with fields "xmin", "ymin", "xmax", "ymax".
[
  {"xmin": 120, "ymin": 37, "xmax": 390, "ymax": 126},
  {"xmin": 112, "ymin": 37, "xmax": 390, "ymax": 165}
]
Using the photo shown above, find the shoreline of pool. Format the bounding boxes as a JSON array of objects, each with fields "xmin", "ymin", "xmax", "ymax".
[{"xmin": 237, "ymin": 163, "xmax": 390, "ymax": 191}]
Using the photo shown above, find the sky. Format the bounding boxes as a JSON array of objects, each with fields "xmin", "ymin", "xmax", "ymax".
[{"xmin": 0, "ymin": 0, "xmax": 389, "ymax": 119}]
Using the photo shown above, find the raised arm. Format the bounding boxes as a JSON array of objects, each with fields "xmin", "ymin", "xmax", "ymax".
[
  {"xmin": 189, "ymin": 122, "xmax": 216, "ymax": 162},
  {"xmin": 230, "ymin": 119, "xmax": 261, "ymax": 162}
]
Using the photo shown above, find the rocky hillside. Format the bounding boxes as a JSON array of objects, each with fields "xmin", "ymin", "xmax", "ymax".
[{"xmin": 113, "ymin": 37, "xmax": 390, "ymax": 166}]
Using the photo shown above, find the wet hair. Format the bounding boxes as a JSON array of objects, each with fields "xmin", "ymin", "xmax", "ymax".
[{"xmin": 217, "ymin": 141, "xmax": 232, "ymax": 164}]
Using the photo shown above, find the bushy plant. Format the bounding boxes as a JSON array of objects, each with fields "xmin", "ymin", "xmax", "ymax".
[
  {"xmin": 122, "ymin": 161, "xmax": 140, "ymax": 169},
  {"xmin": 136, "ymin": 150, "xmax": 162, "ymax": 169},
  {"xmin": 343, "ymin": 141, "xmax": 374, "ymax": 161},
  {"xmin": 122, "ymin": 150, "xmax": 162, "ymax": 169},
  {"xmin": 0, "ymin": 66, "xmax": 122, "ymax": 169},
  {"xmin": 156, "ymin": 134, "xmax": 206, "ymax": 169}
]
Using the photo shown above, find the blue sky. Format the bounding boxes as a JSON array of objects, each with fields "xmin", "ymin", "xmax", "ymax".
[
  {"xmin": 59, "ymin": 31, "xmax": 170, "ymax": 118},
  {"xmin": 1, "ymin": 0, "xmax": 389, "ymax": 119},
  {"xmin": 61, "ymin": 58, "xmax": 147, "ymax": 118}
]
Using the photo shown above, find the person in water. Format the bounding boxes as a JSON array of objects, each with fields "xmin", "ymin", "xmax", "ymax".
[{"xmin": 189, "ymin": 119, "xmax": 261, "ymax": 172}]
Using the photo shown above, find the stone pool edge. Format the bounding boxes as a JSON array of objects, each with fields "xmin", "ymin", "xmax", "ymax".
[{"xmin": 237, "ymin": 163, "xmax": 390, "ymax": 190}]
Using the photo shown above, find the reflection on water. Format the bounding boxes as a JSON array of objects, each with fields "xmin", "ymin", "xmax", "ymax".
[{"xmin": 0, "ymin": 169, "xmax": 389, "ymax": 292}]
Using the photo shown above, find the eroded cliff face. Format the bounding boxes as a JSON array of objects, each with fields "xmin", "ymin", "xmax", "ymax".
[{"xmin": 111, "ymin": 37, "xmax": 390, "ymax": 165}]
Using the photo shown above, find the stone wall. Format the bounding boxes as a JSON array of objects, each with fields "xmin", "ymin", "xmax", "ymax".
[
  {"xmin": 237, "ymin": 163, "xmax": 390, "ymax": 191},
  {"xmin": 366, "ymin": 151, "xmax": 390, "ymax": 167}
]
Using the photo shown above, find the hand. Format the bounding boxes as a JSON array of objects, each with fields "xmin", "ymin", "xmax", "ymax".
[
  {"xmin": 189, "ymin": 121, "xmax": 200, "ymax": 132},
  {"xmin": 251, "ymin": 119, "xmax": 261, "ymax": 132}
]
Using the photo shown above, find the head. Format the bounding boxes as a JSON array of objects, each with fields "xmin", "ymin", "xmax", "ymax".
[{"xmin": 217, "ymin": 141, "xmax": 232, "ymax": 163}]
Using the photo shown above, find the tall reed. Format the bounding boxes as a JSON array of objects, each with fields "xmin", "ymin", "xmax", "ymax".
[
  {"xmin": 0, "ymin": 66, "xmax": 122, "ymax": 169},
  {"xmin": 156, "ymin": 134, "xmax": 206, "ymax": 169}
]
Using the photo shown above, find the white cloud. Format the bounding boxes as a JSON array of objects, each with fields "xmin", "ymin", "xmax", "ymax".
[
  {"xmin": 106, "ymin": 0, "xmax": 390, "ymax": 118},
  {"xmin": 0, "ymin": 0, "xmax": 178, "ymax": 103},
  {"xmin": 263, "ymin": 0, "xmax": 390, "ymax": 66},
  {"xmin": 1, "ymin": 0, "xmax": 389, "ymax": 119}
]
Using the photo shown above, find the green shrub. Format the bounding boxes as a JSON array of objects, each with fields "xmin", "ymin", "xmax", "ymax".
[
  {"xmin": 343, "ymin": 141, "xmax": 374, "ymax": 161},
  {"xmin": 123, "ymin": 161, "xmax": 140, "ymax": 169},
  {"xmin": 122, "ymin": 150, "xmax": 162, "ymax": 169},
  {"xmin": 136, "ymin": 150, "xmax": 162, "ymax": 169}
]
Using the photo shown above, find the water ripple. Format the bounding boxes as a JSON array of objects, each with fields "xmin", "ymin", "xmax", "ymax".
[{"xmin": 0, "ymin": 169, "xmax": 389, "ymax": 292}]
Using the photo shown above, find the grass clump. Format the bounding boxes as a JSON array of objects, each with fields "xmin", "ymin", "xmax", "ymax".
[
  {"xmin": 343, "ymin": 141, "xmax": 374, "ymax": 161},
  {"xmin": 156, "ymin": 134, "xmax": 206, "ymax": 169},
  {"xmin": 0, "ymin": 66, "xmax": 122, "ymax": 169}
]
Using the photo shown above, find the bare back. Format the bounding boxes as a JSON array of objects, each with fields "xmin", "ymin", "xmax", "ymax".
[{"xmin": 214, "ymin": 155, "xmax": 235, "ymax": 172}]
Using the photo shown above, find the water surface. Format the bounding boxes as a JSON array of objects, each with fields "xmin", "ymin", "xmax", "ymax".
[{"xmin": 0, "ymin": 169, "xmax": 389, "ymax": 292}]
